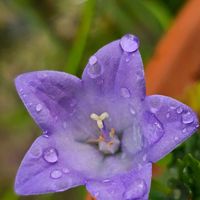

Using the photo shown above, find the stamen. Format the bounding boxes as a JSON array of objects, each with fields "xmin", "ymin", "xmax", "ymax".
[
  {"xmin": 109, "ymin": 128, "xmax": 115, "ymax": 138},
  {"xmin": 90, "ymin": 112, "xmax": 109, "ymax": 129}
]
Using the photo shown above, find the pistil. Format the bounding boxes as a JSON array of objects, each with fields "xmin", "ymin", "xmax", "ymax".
[{"xmin": 90, "ymin": 112, "xmax": 120, "ymax": 154}]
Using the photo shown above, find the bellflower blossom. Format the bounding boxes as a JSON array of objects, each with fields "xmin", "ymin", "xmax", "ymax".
[{"xmin": 15, "ymin": 34, "xmax": 199, "ymax": 200}]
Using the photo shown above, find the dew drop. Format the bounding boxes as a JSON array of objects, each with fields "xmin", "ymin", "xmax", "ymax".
[
  {"xmin": 94, "ymin": 192, "xmax": 99, "ymax": 198},
  {"xmin": 50, "ymin": 169, "xmax": 62, "ymax": 179},
  {"xmin": 120, "ymin": 34, "xmax": 139, "ymax": 52},
  {"xmin": 30, "ymin": 145, "xmax": 42, "ymax": 158},
  {"xmin": 130, "ymin": 107, "xmax": 136, "ymax": 115},
  {"xmin": 142, "ymin": 154, "xmax": 147, "ymax": 161},
  {"xmin": 89, "ymin": 55, "xmax": 97, "ymax": 65},
  {"xmin": 43, "ymin": 148, "xmax": 58, "ymax": 163},
  {"xmin": 182, "ymin": 128, "xmax": 187, "ymax": 134},
  {"xmin": 102, "ymin": 179, "xmax": 111, "ymax": 183},
  {"xmin": 149, "ymin": 97, "xmax": 161, "ymax": 113},
  {"xmin": 169, "ymin": 101, "xmax": 177, "ymax": 109},
  {"xmin": 182, "ymin": 112, "xmax": 194, "ymax": 124},
  {"xmin": 63, "ymin": 168, "xmax": 70, "ymax": 174},
  {"xmin": 176, "ymin": 107, "xmax": 183, "ymax": 114},
  {"xmin": 120, "ymin": 87, "xmax": 130, "ymax": 98},
  {"xmin": 124, "ymin": 179, "xmax": 146, "ymax": 199},
  {"xmin": 70, "ymin": 98, "xmax": 77, "ymax": 107},
  {"xmin": 166, "ymin": 112, "xmax": 170, "ymax": 119},
  {"xmin": 63, "ymin": 122, "xmax": 67, "ymax": 129},
  {"xmin": 125, "ymin": 57, "xmax": 130, "ymax": 62},
  {"xmin": 174, "ymin": 136, "xmax": 179, "ymax": 141},
  {"xmin": 87, "ymin": 56, "xmax": 102, "ymax": 78},
  {"xmin": 36, "ymin": 104, "xmax": 42, "ymax": 112}
]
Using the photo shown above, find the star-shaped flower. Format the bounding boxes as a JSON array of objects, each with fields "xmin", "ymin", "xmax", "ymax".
[{"xmin": 15, "ymin": 34, "xmax": 199, "ymax": 200}]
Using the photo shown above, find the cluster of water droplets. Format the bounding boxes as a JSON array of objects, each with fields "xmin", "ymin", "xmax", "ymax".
[
  {"xmin": 149, "ymin": 98, "xmax": 197, "ymax": 142},
  {"xmin": 30, "ymin": 144, "xmax": 70, "ymax": 180},
  {"xmin": 124, "ymin": 178, "xmax": 146, "ymax": 199}
]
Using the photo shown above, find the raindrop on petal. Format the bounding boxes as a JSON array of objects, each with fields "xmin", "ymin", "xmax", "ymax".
[
  {"xmin": 176, "ymin": 107, "xmax": 183, "ymax": 114},
  {"xmin": 30, "ymin": 145, "xmax": 42, "ymax": 158},
  {"xmin": 120, "ymin": 87, "xmax": 130, "ymax": 98},
  {"xmin": 94, "ymin": 192, "xmax": 99, "ymax": 198},
  {"xmin": 36, "ymin": 104, "xmax": 42, "ymax": 112},
  {"xmin": 50, "ymin": 169, "xmax": 62, "ymax": 179},
  {"xmin": 124, "ymin": 179, "xmax": 146, "ymax": 199},
  {"xmin": 63, "ymin": 168, "xmax": 70, "ymax": 174},
  {"xmin": 43, "ymin": 148, "xmax": 58, "ymax": 163},
  {"xmin": 166, "ymin": 113, "xmax": 170, "ymax": 119},
  {"xmin": 102, "ymin": 179, "xmax": 111, "ymax": 183},
  {"xmin": 87, "ymin": 56, "xmax": 102, "ymax": 78},
  {"xmin": 182, "ymin": 128, "xmax": 187, "ymax": 134},
  {"xmin": 174, "ymin": 136, "xmax": 179, "ymax": 141},
  {"xmin": 182, "ymin": 112, "xmax": 194, "ymax": 124},
  {"xmin": 120, "ymin": 34, "xmax": 139, "ymax": 52},
  {"xmin": 89, "ymin": 55, "xmax": 97, "ymax": 65},
  {"xmin": 142, "ymin": 154, "xmax": 147, "ymax": 161},
  {"xmin": 149, "ymin": 97, "xmax": 161, "ymax": 113},
  {"xmin": 63, "ymin": 122, "xmax": 67, "ymax": 129}
]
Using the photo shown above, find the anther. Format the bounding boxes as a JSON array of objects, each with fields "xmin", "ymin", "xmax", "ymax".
[{"xmin": 109, "ymin": 128, "xmax": 115, "ymax": 138}]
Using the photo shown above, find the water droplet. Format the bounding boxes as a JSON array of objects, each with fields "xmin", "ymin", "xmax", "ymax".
[
  {"xmin": 94, "ymin": 192, "xmax": 99, "ymax": 198},
  {"xmin": 176, "ymin": 107, "xmax": 183, "ymax": 114},
  {"xmin": 63, "ymin": 122, "xmax": 67, "ymax": 129},
  {"xmin": 166, "ymin": 113, "xmax": 170, "ymax": 119},
  {"xmin": 120, "ymin": 34, "xmax": 139, "ymax": 52},
  {"xmin": 36, "ymin": 104, "xmax": 42, "ymax": 112},
  {"xmin": 149, "ymin": 97, "xmax": 161, "ymax": 113},
  {"xmin": 142, "ymin": 154, "xmax": 147, "ymax": 161},
  {"xmin": 50, "ymin": 169, "xmax": 62, "ymax": 179},
  {"xmin": 125, "ymin": 57, "xmax": 130, "ymax": 62},
  {"xmin": 169, "ymin": 101, "xmax": 177, "ymax": 109},
  {"xmin": 130, "ymin": 107, "xmax": 136, "ymax": 115},
  {"xmin": 120, "ymin": 87, "xmax": 130, "ymax": 98},
  {"xmin": 124, "ymin": 179, "xmax": 146, "ymax": 199},
  {"xmin": 63, "ymin": 168, "xmax": 70, "ymax": 174},
  {"xmin": 30, "ymin": 145, "xmax": 42, "ymax": 158},
  {"xmin": 102, "ymin": 179, "xmax": 111, "ymax": 183},
  {"xmin": 43, "ymin": 148, "xmax": 58, "ymax": 163},
  {"xmin": 174, "ymin": 136, "xmax": 179, "ymax": 141},
  {"xmin": 182, "ymin": 128, "xmax": 187, "ymax": 134},
  {"xmin": 70, "ymin": 99, "xmax": 77, "ymax": 107},
  {"xmin": 182, "ymin": 112, "xmax": 194, "ymax": 124},
  {"xmin": 89, "ymin": 55, "xmax": 97, "ymax": 65},
  {"xmin": 87, "ymin": 57, "xmax": 102, "ymax": 78}
]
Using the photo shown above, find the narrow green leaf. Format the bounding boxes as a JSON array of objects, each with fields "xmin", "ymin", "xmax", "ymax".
[{"xmin": 65, "ymin": 0, "xmax": 96, "ymax": 75}]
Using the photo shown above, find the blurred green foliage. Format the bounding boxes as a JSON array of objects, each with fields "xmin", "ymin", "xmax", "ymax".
[{"xmin": 1, "ymin": 0, "xmax": 200, "ymax": 200}]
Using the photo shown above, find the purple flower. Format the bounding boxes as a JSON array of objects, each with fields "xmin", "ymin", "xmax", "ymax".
[{"xmin": 15, "ymin": 34, "xmax": 199, "ymax": 200}]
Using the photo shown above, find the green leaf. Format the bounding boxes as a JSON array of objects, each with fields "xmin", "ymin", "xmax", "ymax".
[{"xmin": 65, "ymin": 0, "xmax": 96, "ymax": 75}]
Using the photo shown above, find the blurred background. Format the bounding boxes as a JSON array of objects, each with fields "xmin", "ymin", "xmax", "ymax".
[{"xmin": 1, "ymin": 0, "xmax": 200, "ymax": 199}]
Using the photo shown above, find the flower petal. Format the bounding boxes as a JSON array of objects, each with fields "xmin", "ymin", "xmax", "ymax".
[
  {"xmin": 15, "ymin": 134, "xmax": 85, "ymax": 195},
  {"xmin": 144, "ymin": 95, "xmax": 199, "ymax": 162},
  {"xmin": 86, "ymin": 163, "xmax": 152, "ymax": 200},
  {"xmin": 15, "ymin": 71, "xmax": 81, "ymax": 133},
  {"xmin": 82, "ymin": 34, "xmax": 145, "ymax": 101}
]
